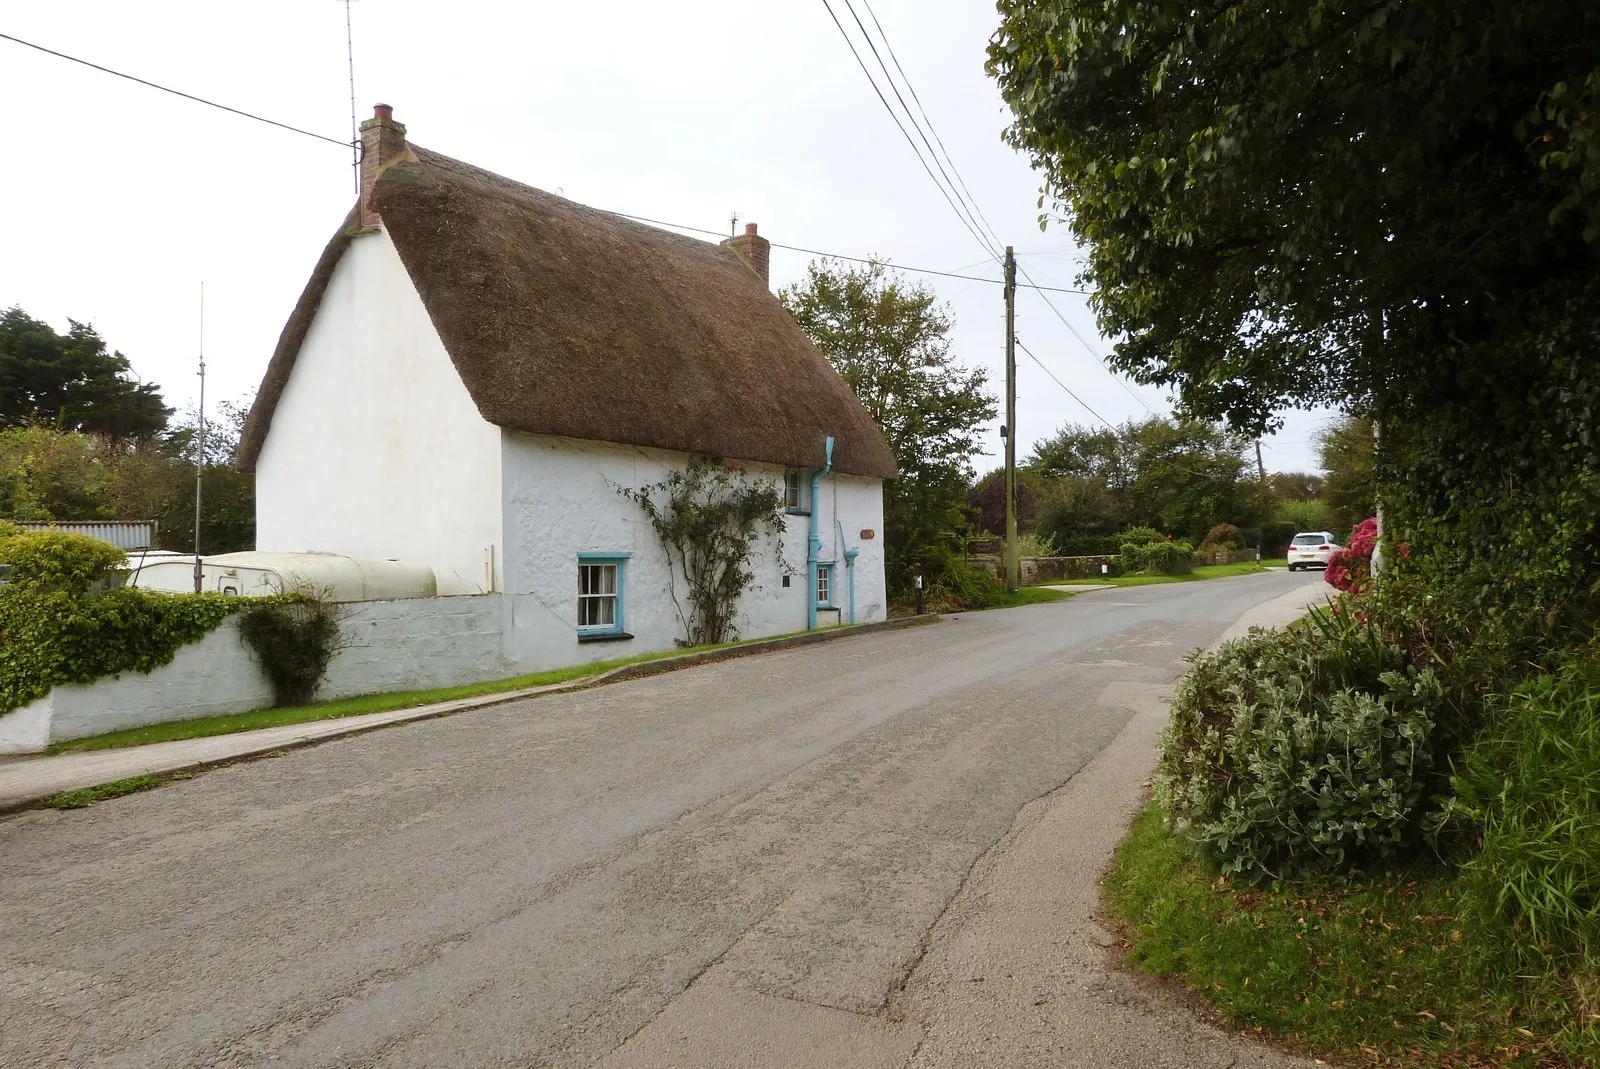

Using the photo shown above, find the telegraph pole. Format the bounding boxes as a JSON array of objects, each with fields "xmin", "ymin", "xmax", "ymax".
[
  {"xmin": 193, "ymin": 282, "xmax": 207, "ymax": 594},
  {"xmin": 1003, "ymin": 246, "xmax": 1018, "ymax": 593}
]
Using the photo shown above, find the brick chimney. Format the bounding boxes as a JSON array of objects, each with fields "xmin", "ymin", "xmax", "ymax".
[
  {"xmin": 358, "ymin": 104, "xmax": 409, "ymax": 230},
  {"xmin": 721, "ymin": 222, "xmax": 771, "ymax": 290}
]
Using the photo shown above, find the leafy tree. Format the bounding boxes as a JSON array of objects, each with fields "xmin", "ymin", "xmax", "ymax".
[
  {"xmin": 989, "ymin": 0, "xmax": 1600, "ymax": 613},
  {"xmin": 967, "ymin": 467, "xmax": 1039, "ymax": 536},
  {"xmin": 1028, "ymin": 416, "xmax": 1261, "ymax": 542},
  {"xmin": 0, "ymin": 425, "xmax": 119, "ymax": 521},
  {"xmin": 1317, "ymin": 417, "xmax": 1377, "ymax": 539},
  {"xmin": 988, "ymin": 0, "xmax": 1600, "ymax": 430},
  {"xmin": 1269, "ymin": 472, "xmax": 1323, "ymax": 502},
  {"xmin": 1033, "ymin": 475, "xmax": 1126, "ymax": 552},
  {"xmin": 0, "ymin": 398, "xmax": 256, "ymax": 554},
  {"xmin": 781, "ymin": 260, "xmax": 996, "ymax": 590},
  {"xmin": 0, "ymin": 308, "xmax": 171, "ymax": 441}
]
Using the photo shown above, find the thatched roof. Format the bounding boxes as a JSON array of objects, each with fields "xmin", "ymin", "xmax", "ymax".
[{"xmin": 238, "ymin": 146, "xmax": 896, "ymax": 479}]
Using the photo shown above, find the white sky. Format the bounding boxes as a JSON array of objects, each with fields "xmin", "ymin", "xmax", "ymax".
[{"xmin": 0, "ymin": 1, "xmax": 1332, "ymax": 473}]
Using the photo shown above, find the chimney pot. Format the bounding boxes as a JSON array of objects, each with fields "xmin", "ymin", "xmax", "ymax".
[
  {"xmin": 357, "ymin": 104, "xmax": 409, "ymax": 230},
  {"xmin": 721, "ymin": 221, "xmax": 772, "ymax": 290}
]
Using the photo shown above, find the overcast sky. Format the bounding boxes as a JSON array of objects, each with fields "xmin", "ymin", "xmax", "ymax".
[{"xmin": 0, "ymin": 1, "xmax": 1333, "ymax": 473}]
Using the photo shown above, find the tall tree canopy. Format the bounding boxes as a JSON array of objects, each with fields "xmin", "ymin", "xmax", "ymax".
[
  {"xmin": 0, "ymin": 307, "xmax": 171, "ymax": 441},
  {"xmin": 0, "ymin": 399, "xmax": 255, "ymax": 554},
  {"xmin": 1028, "ymin": 416, "xmax": 1263, "ymax": 543},
  {"xmin": 988, "ymin": 0, "xmax": 1599, "ymax": 430},
  {"xmin": 990, "ymin": 0, "xmax": 1600, "ymax": 609},
  {"xmin": 1316, "ymin": 417, "xmax": 1377, "ymax": 539},
  {"xmin": 781, "ymin": 260, "xmax": 995, "ymax": 589}
]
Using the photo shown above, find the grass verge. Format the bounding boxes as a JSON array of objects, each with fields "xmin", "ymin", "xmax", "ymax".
[
  {"xmin": 977, "ymin": 586, "xmax": 1074, "ymax": 608},
  {"xmin": 41, "ymin": 774, "xmax": 166, "ymax": 809},
  {"xmin": 892, "ymin": 585, "xmax": 1073, "ymax": 615},
  {"xmin": 1104, "ymin": 806, "xmax": 1594, "ymax": 1067},
  {"xmin": 1053, "ymin": 561, "xmax": 1269, "ymax": 587},
  {"xmin": 44, "ymin": 627, "xmax": 847, "ymax": 755}
]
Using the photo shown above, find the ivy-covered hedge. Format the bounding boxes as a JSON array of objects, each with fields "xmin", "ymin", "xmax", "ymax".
[{"xmin": 0, "ymin": 529, "xmax": 241, "ymax": 714}]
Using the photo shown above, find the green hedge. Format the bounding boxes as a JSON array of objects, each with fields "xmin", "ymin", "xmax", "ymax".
[
  {"xmin": 1119, "ymin": 539, "xmax": 1194, "ymax": 576},
  {"xmin": 0, "ymin": 529, "xmax": 241, "ymax": 714}
]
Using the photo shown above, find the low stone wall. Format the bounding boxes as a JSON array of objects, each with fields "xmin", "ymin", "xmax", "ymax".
[
  {"xmin": 0, "ymin": 594, "xmax": 516, "ymax": 753},
  {"xmin": 968, "ymin": 555, "xmax": 1116, "ymax": 583},
  {"xmin": 1192, "ymin": 547, "xmax": 1262, "ymax": 566}
]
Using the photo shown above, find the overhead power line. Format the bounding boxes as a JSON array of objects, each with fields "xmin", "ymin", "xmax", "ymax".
[
  {"xmin": 835, "ymin": 0, "xmax": 998, "ymax": 257},
  {"xmin": 1016, "ymin": 339, "xmax": 1115, "ymax": 430},
  {"xmin": 608, "ymin": 210, "xmax": 1087, "ymax": 291},
  {"xmin": 0, "ymin": 32, "xmax": 350, "ymax": 148},
  {"xmin": 1018, "ymin": 339, "xmax": 1221, "ymax": 480},
  {"xmin": 1015, "ymin": 261, "xmax": 1160, "ymax": 416},
  {"xmin": 816, "ymin": 0, "xmax": 997, "ymax": 261},
  {"xmin": 856, "ymin": 0, "xmax": 1005, "ymax": 253}
]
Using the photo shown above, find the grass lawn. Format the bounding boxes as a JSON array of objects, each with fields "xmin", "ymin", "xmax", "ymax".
[
  {"xmin": 1261, "ymin": 557, "xmax": 1289, "ymax": 568},
  {"xmin": 44, "ymin": 628, "xmax": 840, "ymax": 755},
  {"xmin": 1104, "ymin": 806, "xmax": 1594, "ymax": 1067},
  {"xmin": 1051, "ymin": 561, "xmax": 1269, "ymax": 587}
]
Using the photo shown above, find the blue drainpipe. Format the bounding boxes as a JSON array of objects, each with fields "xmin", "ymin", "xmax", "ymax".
[
  {"xmin": 837, "ymin": 520, "xmax": 860, "ymax": 625},
  {"xmin": 807, "ymin": 436, "xmax": 835, "ymax": 630}
]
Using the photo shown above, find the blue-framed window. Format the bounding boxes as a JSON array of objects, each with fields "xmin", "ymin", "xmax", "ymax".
[
  {"xmin": 783, "ymin": 471, "xmax": 807, "ymax": 513},
  {"xmin": 577, "ymin": 553, "xmax": 630, "ymax": 640},
  {"xmin": 816, "ymin": 563, "xmax": 833, "ymax": 607}
]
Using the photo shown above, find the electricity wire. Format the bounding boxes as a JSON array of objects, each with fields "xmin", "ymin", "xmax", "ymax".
[
  {"xmin": 815, "ymin": 0, "xmax": 997, "ymax": 260},
  {"xmin": 834, "ymin": 0, "xmax": 998, "ymax": 257},
  {"xmin": 1017, "ymin": 339, "xmax": 1219, "ymax": 479},
  {"xmin": 0, "ymin": 32, "xmax": 350, "ymax": 148},
  {"xmin": 856, "ymin": 0, "xmax": 1005, "ymax": 252}
]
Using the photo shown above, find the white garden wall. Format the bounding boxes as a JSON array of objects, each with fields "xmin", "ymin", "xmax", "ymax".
[
  {"xmin": 254, "ymin": 228, "xmax": 504, "ymax": 595},
  {"xmin": 0, "ymin": 595, "xmax": 514, "ymax": 752}
]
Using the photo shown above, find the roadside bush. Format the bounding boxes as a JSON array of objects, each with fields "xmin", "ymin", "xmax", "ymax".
[
  {"xmin": 1120, "ymin": 539, "xmax": 1194, "ymax": 576},
  {"xmin": 1117, "ymin": 525, "xmax": 1168, "ymax": 546},
  {"xmin": 1157, "ymin": 614, "xmax": 1448, "ymax": 881},
  {"xmin": 1200, "ymin": 523, "xmax": 1245, "ymax": 551},
  {"xmin": 1051, "ymin": 533, "xmax": 1122, "ymax": 557},
  {"xmin": 1256, "ymin": 520, "xmax": 1299, "ymax": 558},
  {"xmin": 0, "ymin": 529, "xmax": 126, "ymax": 591},
  {"xmin": 237, "ymin": 595, "xmax": 343, "ymax": 706},
  {"xmin": 0, "ymin": 530, "xmax": 238, "ymax": 714},
  {"xmin": 1325, "ymin": 517, "xmax": 1378, "ymax": 592},
  {"xmin": 1014, "ymin": 532, "xmax": 1057, "ymax": 558},
  {"xmin": 1454, "ymin": 657, "xmax": 1600, "ymax": 961}
]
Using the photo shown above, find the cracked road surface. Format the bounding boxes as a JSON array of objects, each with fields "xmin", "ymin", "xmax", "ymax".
[{"xmin": 1, "ymin": 571, "xmax": 1324, "ymax": 1068}]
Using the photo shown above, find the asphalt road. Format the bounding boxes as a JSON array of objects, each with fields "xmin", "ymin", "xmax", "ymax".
[{"xmin": 0, "ymin": 570, "xmax": 1324, "ymax": 1068}]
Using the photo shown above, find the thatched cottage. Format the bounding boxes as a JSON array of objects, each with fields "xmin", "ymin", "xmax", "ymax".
[{"xmin": 238, "ymin": 106, "xmax": 895, "ymax": 669}]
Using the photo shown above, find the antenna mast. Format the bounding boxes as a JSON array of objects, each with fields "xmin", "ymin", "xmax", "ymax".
[
  {"xmin": 193, "ymin": 282, "xmax": 207, "ymax": 594},
  {"xmin": 342, "ymin": 0, "xmax": 359, "ymax": 193}
]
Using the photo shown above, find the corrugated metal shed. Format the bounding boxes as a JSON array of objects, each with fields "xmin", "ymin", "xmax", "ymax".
[{"xmin": 16, "ymin": 521, "xmax": 156, "ymax": 549}]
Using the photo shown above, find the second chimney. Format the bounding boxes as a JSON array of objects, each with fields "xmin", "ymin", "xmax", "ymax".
[
  {"xmin": 721, "ymin": 222, "xmax": 771, "ymax": 290},
  {"xmin": 358, "ymin": 103, "xmax": 409, "ymax": 230}
]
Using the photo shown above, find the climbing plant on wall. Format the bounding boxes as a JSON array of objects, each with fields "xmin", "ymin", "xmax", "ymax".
[{"xmin": 618, "ymin": 457, "xmax": 785, "ymax": 646}]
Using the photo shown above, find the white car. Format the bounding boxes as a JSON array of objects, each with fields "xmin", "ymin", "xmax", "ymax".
[{"xmin": 1286, "ymin": 531, "xmax": 1341, "ymax": 571}]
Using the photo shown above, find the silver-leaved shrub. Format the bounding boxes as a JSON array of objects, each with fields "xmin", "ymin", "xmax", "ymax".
[{"xmin": 1156, "ymin": 619, "xmax": 1446, "ymax": 881}]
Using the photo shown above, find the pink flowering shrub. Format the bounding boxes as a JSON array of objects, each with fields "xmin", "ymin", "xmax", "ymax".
[{"xmin": 1325, "ymin": 517, "xmax": 1378, "ymax": 592}]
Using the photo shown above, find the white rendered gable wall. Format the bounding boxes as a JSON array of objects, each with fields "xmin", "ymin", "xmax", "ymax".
[{"xmin": 254, "ymin": 229, "xmax": 503, "ymax": 594}]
